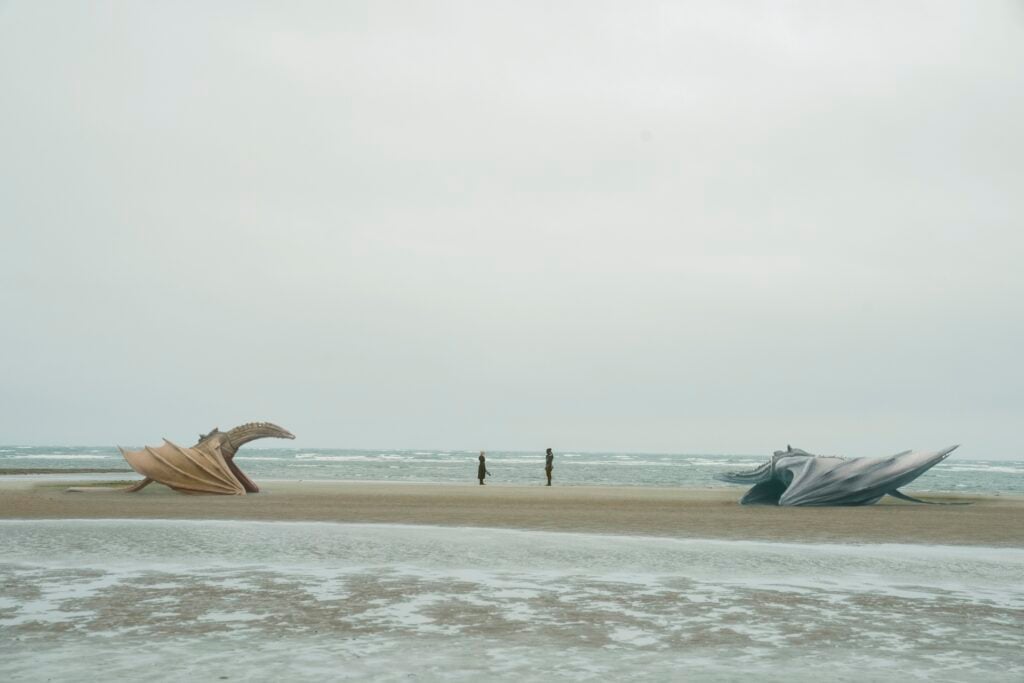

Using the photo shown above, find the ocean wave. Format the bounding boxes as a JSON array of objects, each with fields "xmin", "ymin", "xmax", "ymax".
[
  {"xmin": 939, "ymin": 465, "xmax": 1024, "ymax": 475},
  {"xmin": 565, "ymin": 460, "xmax": 696, "ymax": 467},
  {"xmin": 294, "ymin": 455, "xmax": 419, "ymax": 463},
  {"xmin": 5, "ymin": 454, "xmax": 114, "ymax": 460},
  {"xmin": 682, "ymin": 459, "xmax": 764, "ymax": 467}
]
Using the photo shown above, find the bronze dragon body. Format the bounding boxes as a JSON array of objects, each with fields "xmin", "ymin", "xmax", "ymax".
[{"xmin": 69, "ymin": 422, "xmax": 294, "ymax": 495}]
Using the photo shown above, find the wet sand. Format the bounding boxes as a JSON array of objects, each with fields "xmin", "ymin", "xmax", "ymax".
[{"xmin": 1, "ymin": 478, "xmax": 1021, "ymax": 546}]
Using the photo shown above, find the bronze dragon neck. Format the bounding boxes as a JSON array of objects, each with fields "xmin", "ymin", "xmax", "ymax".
[
  {"xmin": 194, "ymin": 422, "xmax": 295, "ymax": 493},
  {"xmin": 198, "ymin": 422, "xmax": 296, "ymax": 459}
]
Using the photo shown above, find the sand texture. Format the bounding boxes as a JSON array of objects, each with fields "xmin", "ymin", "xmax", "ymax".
[{"xmin": 0, "ymin": 478, "xmax": 1021, "ymax": 546}]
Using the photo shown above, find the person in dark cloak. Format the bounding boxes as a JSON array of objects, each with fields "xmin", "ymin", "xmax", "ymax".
[
  {"xmin": 478, "ymin": 451, "xmax": 491, "ymax": 485},
  {"xmin": 544, "ymin": 448, "xmax": 554, "ymax": 486}
]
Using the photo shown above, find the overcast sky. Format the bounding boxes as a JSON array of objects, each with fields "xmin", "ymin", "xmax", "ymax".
[{"xmin": 1, "ymin": 1, "xmax": 1022, "ymax": 457}]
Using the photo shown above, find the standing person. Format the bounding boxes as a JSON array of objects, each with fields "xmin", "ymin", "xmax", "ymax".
[
  {"xmin": 477, "ymin": 451, "xmax": 491, "ymax": 485},
  {"xmin": 544, "ymin": 448, "xmax": 554, "ymax": 486}
]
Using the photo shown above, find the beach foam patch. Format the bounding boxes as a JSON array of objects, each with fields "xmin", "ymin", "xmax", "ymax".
[{"xmin": 1, "ymin": 521, "xmax": 1022, "ymax": 681}]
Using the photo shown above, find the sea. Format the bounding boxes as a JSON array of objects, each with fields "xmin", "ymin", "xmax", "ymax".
[
  {"xmin": 2, "ymin": 447, "xmax": 1022, "ymax": 681},
  {"xmin": 2, "ymin": 445, "xmax": 1023, "ymax": 494}
]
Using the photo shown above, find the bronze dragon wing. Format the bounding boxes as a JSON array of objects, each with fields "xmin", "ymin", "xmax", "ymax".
[{"xmin": 120, "ymin": 439, "xmax": 247, "ymax": 495}]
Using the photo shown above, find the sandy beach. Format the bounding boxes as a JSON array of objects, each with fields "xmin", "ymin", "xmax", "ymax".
[{"xmin": 1, "ymin": 478, "xmax": 1021, "ymax": 546}]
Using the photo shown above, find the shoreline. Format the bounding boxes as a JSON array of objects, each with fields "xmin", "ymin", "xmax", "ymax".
[
  {"xmin": 1, "ymin": 479, "xmax": 1021, "ymax": 547},
  {"xmin": 4, "ymin": 469, "xmax": 1021, "ymax": 492}
]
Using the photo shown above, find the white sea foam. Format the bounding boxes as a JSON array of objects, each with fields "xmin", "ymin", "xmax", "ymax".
[
  {"xmin": 1, "ymin": 520, "xmax": 1021, "ymax": 681},
  {"xmin": 294, "ymin": 454, "xmax": 417, "ymax": 462},
  {"xmin": 5, "ymin": 454, "xmax": 114, "ymax": 460},
  {"xmin": 942, "ymin": 465, "xmax": 1024, "ymax": 474}
]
